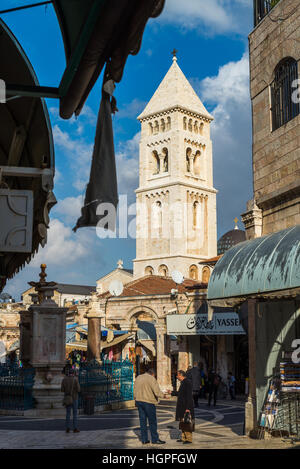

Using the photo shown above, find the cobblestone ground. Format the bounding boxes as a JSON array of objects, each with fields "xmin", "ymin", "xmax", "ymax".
[{"xmin": 0, "ymin": 398, "xmax": 297, "ymax": 449}]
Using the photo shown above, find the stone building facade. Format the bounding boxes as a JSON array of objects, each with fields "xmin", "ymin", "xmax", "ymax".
[
  {"xmin": 242, "ymin": 0, "xmax": 300, "ymax": 238},
  {"xmin": 97, "ymin": 275, "xmax": 204, "ymax": 392},
  {"xmin": 133, "ymin": 55, "xmax": 217, "ymax": 280}
]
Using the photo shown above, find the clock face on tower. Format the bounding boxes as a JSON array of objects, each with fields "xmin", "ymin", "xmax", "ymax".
[{"xmin": 133, "ymin": 57, "xmax": 217, "ymax": 280}]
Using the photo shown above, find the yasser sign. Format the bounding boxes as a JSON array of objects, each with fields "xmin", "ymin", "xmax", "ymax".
[{"xmin": 167, "ymin": 312, "xmax": 246, "ymax": 336}]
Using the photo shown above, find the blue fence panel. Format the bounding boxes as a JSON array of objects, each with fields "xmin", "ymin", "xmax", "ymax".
[
  {"xmin": 0, "ymin": 365, "xmax": 35, "ymax": 411},
  {"xmin": 78, "ymin": 359, "xmax": 134, "ymax": 408}
]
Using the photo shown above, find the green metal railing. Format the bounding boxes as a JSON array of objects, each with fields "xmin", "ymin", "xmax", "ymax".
[
  {"xmin": 78, "ymin": 359, "xmax": 134, "ymax": 408},
  {"xmin": 0, "ymin": 365, "xmax": 35, "ymax": 411}
]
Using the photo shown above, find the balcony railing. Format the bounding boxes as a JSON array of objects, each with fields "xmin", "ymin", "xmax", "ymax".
[{"xmin": 254, "ymin": 0, "xmax": 281, "ymax": 27}]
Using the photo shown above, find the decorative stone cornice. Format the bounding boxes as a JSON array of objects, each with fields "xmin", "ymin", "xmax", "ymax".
[{"xmin": 139, "ymin": 106, "xmax": 213, "ymax": 123}]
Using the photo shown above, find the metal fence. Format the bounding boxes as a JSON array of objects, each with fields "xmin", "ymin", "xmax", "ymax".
[
  {"xmin": 254, "ymin": 0, "xmax": 278, "ymax": 27},
  {"xmin": 0, "ymin": 364, "xmax": 35, "ymax": 411},
  {"xmin": 78, "ymin": 359, "xmax": 134, "ymax": 409}
]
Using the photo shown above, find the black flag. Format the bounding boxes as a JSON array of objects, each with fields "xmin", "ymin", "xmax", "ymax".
[{"xmin": 73, "ymin": 72, "xmax": 118, "ymax": 233}]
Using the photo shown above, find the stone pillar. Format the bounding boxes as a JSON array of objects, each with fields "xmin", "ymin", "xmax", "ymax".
[
  {"xmin": 178, "ymin": 336, "xmax": 189, "ymax": 372},
  {"xmin": 245, "ymin": 299, "xmax": 258, "ymax": 437},
  {"xmin": 26, "ymin": 268, "xmax": 68, "ymax": 417},
  {"xmin": 85, "ymin": 292, "xmax": 103, "ymax": 362},
  {"xmin": 241, "ymin": 199, "xmax": 262, "ymax": 240},
  {"xmin": 156, "ymin": 325, "xmax": 172, "ymax": 393}
]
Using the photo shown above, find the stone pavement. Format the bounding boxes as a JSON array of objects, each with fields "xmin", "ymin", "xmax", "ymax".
[{"xmin": 0, "ymin": 398, "xmax": 297, "ymax": 450}]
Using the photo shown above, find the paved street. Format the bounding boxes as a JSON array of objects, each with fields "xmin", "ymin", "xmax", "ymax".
[{"xmin": 0, "ymin": 397, "xmax": 295, "ymax": 449}]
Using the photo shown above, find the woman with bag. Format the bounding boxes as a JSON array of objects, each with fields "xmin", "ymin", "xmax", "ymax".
[
  {"xmin": 61, "ymin": 367, "xmax": 81, "ymax": 433},
  {"xmin": 175, "ymin": 370, "xmax": 195, "ymax": 444}
]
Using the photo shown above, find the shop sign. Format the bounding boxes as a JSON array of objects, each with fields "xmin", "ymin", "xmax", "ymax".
[{"xmin": 166, "ymin": 312, "xmax": 246, "ymax": 336}]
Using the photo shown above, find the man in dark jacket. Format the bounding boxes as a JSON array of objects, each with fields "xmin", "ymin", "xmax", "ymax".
[
  {"xmin": 175, "ymin": 370, "xmax": 195, "ymax": 444},
  {"xmin": 207, "ymin": 369, "xmax": 221, "ymax": 407},
  {"xmin": 186, "ymin": 362, "xmax": 201, "ymax": 407},
  {"xmin": 61, "ymin": 367, "xmax": 81, "ymax": 433}
]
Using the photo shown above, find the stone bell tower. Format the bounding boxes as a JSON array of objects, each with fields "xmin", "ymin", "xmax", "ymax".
[{"xmin": 133, "ymin": 54, "xmax": 217, "ymax": 280}]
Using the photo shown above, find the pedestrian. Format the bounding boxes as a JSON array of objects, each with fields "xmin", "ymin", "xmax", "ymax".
[
  {"xmin": 134, "ymin": 368, "xmax": 165, "ymax": 445},
  {"xmin": 176, "ymin": 370, "xmax": 195, "ymax": 444},
  {"xmin": 186, "ymin": 361, "xmax": 201, "ymax": 407},
  {"xmin": 207, "ymin": 369, "xmax": 221, "ymax": 407},
  {"xmin": 61, "ymin": 366, "xmax": 81, "ymax": 433},
  {"xmin": 228, "ymin": 372, "xmax": 236, "ymax": 400}
]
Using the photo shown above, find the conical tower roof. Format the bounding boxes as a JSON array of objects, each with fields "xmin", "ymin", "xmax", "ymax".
[{"xmin": 138, "ymin": 57, "xmax": 213, "ymax": 121}]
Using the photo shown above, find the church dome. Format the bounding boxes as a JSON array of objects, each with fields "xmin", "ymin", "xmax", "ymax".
[{"xmin": 217, "ymin": 228, "xmax": 246, "ymax": 255}]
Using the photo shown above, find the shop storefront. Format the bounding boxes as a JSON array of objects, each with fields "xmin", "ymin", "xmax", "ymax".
[{"xmin": 167, "ymin": 310, "xmax": 247, "ymax": 389}]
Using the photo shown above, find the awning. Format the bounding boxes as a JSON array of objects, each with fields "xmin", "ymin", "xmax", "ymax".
[
  {"xmin": 207, "ymin": 226, "xmax": 300, "ymax": 311},
  {"xmin": 66, "ymin": 332, "xmax": 134, "ymax": 351},
  {"xmin": 0, "ymin": 18, "xmax": 55, "ymax": 292},
  {"xmin": 139, "ymin": 340, "xmax": 156, "ymax": 357}
]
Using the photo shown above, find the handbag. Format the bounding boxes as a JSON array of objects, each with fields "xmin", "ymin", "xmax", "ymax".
[
  {"xmin": 179, "ymin": 410, "xmax": 195, "ymax": 433},
  {"xmin": 63, "ymin": 377, "xmax": 75, "ymax": 407}
]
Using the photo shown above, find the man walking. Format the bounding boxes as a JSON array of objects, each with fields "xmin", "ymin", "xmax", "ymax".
[
  {"xmin": 187, "ymin": 361, "xmax": 201, "ymax": 407},
  {"xmin": 176, "ymin": 370, "xmax": 195, "ymax": 444},
  {"xmin": 134, "ymin": 368, "xmax": 165, "ymax": 445},
  {"xmin": 207, "ymin": 369, "xmax": 221, "ymax": 407},
  {"xmin": 61, "ymin": 367, "xmax": 81, "ymax": 433},
  {"xmin": 228, "ymin": 372, "xmax": 236, "ymax": 400}
]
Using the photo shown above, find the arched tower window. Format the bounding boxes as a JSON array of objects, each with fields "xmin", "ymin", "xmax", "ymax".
[
  {"xmin": 145, "ymin": 266, "xmax": 154, "ymax": 275},
  {"xmin": 199, "ymin": 123, "xmax": 204, "ymax": 135},
  {"xmin": 154, "ymin": 120, "xmax": 159, "ymax": 134},
  {"xmin": 158, "ymin": 264, "xmax": 168, "ymax": 277},
  {"xmin": 189, "ymin": 265, "xmax": 198, "ymax": 280},
  {"xmin": 188, "ymin": 119, "xmax": 193, "ymax": 132},
  {"xmin": 167, "ymin": 116, "xmax": 171, "ymax": 130},
  {"xmin": 194, "ymin": 121, "xmax": 199, "ymax": 133},
  {"xmin": 193, "ymin": 201, "xmax": 199, "ymax": 228},
  {"xmin": 162, "ymin": 147, "xmax": 168, "ymax": 172},
  {"xmin": 149, "ymin": 123, "xmax": 153, "ymax": 135},
  {"xmin": 160, "ymin": 119, "xmax": 166, "ymax": 132},
  {"xmin": 183, "ymin": 117, "xmax": 187, "ymax": 130},
  {"xmin": 152, "ymin": 200, "xmax": 162, "ymax": 236},
  {"xmin": 194, "ymin": 150, "xmax": 201, "ymax": 176},
  {"xmin": 272, "ymin": 57, "xmax": 300, "ymax": 130},
  {"xmin": 186, "ymin": 148, "xmax": 192, "ymax": 172},
  {"xmin": 202, "ymin": 266, "xmax": 211, "ymax": 284},
  {"xmin": 152, "ymin": 150, "xmax": 160, "ymax": 175}
]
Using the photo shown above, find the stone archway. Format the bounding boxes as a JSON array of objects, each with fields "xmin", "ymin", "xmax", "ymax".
[{"xmin": 124, "ymin": 306, "xmax": 172, "ymax": 392}]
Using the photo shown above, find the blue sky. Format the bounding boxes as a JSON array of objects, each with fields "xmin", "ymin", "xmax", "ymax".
[{"xmin": 2, "ymin": 0, "xmax": 254, "ymax": 299}]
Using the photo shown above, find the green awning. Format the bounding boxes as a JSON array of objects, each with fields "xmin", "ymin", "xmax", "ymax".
[{"xmin": 207, "ymin": 226, "xmax": 300, "ymax": 304}]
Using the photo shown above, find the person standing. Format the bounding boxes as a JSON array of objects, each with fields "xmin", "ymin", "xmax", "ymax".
[
  {"xmin": 176, "ymin": 370, "xmax": 195, "ymax": 444},
  {"xmin": 207, "ymin": 369, "xmax": 221, "ymax": 407},
  {"xmin": 228, "ymin": 372, "xmax": 236, "ymax": 400},
  {"xmin": 134, "ymin": 368, "xmax": 165, "ymax": 445},
  {"xmin": 186, "ymin": 361, "xmax": 201, "ymax": 408},
  {"xmin": 61, "ymin": 367, "xmax": 81, "ymax": 433}
]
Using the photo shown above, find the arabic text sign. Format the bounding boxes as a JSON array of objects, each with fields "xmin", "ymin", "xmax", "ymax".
[{"xmin": 167, "ymin": 312, "xmax": 246, "ymax": 335}]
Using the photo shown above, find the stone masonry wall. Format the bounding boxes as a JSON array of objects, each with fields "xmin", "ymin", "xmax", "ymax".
[{"xmin": 249, "ymin": 0, "xmax": 300, "ymax": 234}]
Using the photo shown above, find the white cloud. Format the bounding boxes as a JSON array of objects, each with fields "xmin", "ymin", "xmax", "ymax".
[
  {"xmin": 117, "ymin": 99, "xmax": 147, "ymax": 119},
  {"xmin": 115, "ymin": 132, "xmax": 140, "ymax": 204},
  {"xmin": 31, "ymin": 219, "xmax": 92, "ymax": 267},
  {"xmin": 52, "ymin": 195, "xmax": 84, "ymax": 225},
  {"xmin": 53, "ymin": 125, "xmax": 93, "ymax": 192},
  {"xmin": 159, "ymin": 0, "xmax": 252, "ymax": 34}
]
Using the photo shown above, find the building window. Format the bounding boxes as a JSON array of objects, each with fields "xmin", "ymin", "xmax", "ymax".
[
  {"xmin": 152, "ymin": 150, "xmax": 160, "ymax": 175},
  {"xmin": 162, "ymin": 148, "xmax": 168, "ymax": 172},
  {"xmin": 202, "ymin": 266, "xmax": 210, "ymax": 284},
  {"xmin": 272, "ymin": 57, "xmax": 300, "ymax": 131},
  {"xmin": 145, "ymin": 266, "xmax": 154, "ymax": 275},
  {"xmin": 158, "ymin": 264, "xmax": 168, "ymax": 276},
  {"xmin": 189, "ymin": 265, "xmax": 198, "ymax": 280}
]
